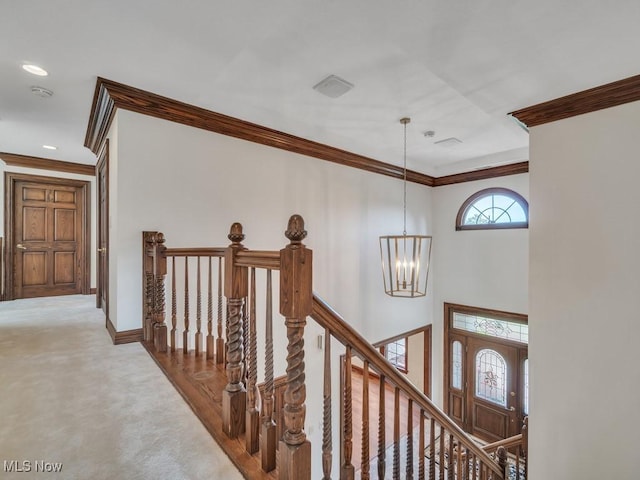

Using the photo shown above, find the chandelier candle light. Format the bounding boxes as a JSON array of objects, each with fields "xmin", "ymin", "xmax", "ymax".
[{"xmin": 379, "ymin": 117, "xmax": 432, "ymax": 297}]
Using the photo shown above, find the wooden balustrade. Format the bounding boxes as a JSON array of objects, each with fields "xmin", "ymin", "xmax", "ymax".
[{"xmin": 141, "ymin": 216, "xmax": 521, "ymax": 480}]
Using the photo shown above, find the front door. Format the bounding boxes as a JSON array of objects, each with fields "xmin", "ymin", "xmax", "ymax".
[
  {"xmin": 467, "ymin": 338, "xmax": 519, "ymax": 441},
  {"xmin": 444, "ymin": 303, "xmax": 528, "ymax": 443},
  {"xmin": 96, "ymin": 141, "xmax": 109, "ymax": 315},
  {"xmin": 6, "ymin": 173, "xmax": 89, "ymax": 299}
]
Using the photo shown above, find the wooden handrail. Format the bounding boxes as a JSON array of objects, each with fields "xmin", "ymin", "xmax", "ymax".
[
  {"xmin": 165, "ymin": 247, "xmax": 226, "ymax": 257},
  {"xmin": 311, "ymin": 294, "xmax": 505, "ymax": 478},
  {"xmin": 235, "ymin": 250, "xmax": 281, "ymax": 269},
  {"xmin": 482, "ymin": 433, "xmax": 523, "ymax": 453}
]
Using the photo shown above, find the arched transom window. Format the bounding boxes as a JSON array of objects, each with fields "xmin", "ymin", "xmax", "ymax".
[{"xmin": 456, "ymin": 187, "xmax": 528, "ymax": 230}]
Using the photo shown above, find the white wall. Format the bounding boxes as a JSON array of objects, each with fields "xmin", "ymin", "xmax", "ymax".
[
  {"xmin": 109, "ymin": 110, "xmax": 434, "ymax": 478},
  {"xmin": 431, "ymin": 174, "xmax": 529, "ymax": 406},
  {"xmin": 529, "ymin": 102, "xmax": 640, "ymax": 479},
  {"xmin": 0, "ymin": 159, "xmax": 97, "ymax": 288}
]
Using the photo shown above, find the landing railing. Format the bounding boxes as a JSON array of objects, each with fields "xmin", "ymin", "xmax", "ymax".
[{"xmin": 142, "ymin": 215, "xmax": 511, "ymax": 480}]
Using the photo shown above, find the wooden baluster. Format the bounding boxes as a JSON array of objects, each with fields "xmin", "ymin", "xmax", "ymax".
[
  {"xmin": 418, "ymin": 413, "xmax": 424, "ymax": 480},
  {"xmin": 153, "ymin": 233, "xmax": 167, "ymax": 352},
  {"xmin": 456, "ymin": 438, "xmax": 462, "ymax": 480},
  {"xmin": 462, "ymin": 446, "xmax": 468, "ymax": 480},
  {"xmin": 515, "ymin": 447, "xmax": 520, "ymax": 480},
  {"xmin": 206, "ymin": 256, "xmax": 214, "ymax": 359},
  {"xmin": 496, "ymin": 447, "xmax": 508, "ymax": 480},
  {"xmin": 393, "ymin": 387, "xmax": 400, "ymax": 480},
  {"xmin": 522, "ymin": 416, "xmax": 528, "ymax": 479},
  {"xmin": 216, "ymin": 257, "xmax": 225, "ymax": 364},
  {"xmin": 342, "ymin": 346, "xmax": 355, "ymax": 480},
  {"xmin": 142, "ymin": 232, "xmax": 156, "ymax": 342},
  {"xmin": 429, "ymin": 418, "xmax": 435, "ymax": 480},
  {"xmin": 170, "ymin": 256, "xmax": 177, "ymax": 352},
  {"xmin": 322, "ymin": 327, "xmax": 332, "ymax": 480},
  {"xmin": 195, "ymin": 257, "xmax": 203, "ymax": 356},
  {"xmin": 438, "ymin": 426, "xmax": 444, "ymax": 480},
  {"xmin": 261, "ymin": 269, "xmax": 276, "ymax": 472},
  {"xmin": 183, "ymin": 256, "xmax": 190, "ymax": 354},
  {"xmin": 243, "ymin": 293, "xmax": 249, "ymax": 386},
  {"xmin": 406, "ymin": 398, "xmax": 413, "ymax": 480},
  {"xmin": 245, "ymin": 268, "xmax": 259, "ymax": 454},
  {"xmin": 361, "ymin": 360, "xmax": 371, "ymax": 480},
  {"xmin": 222, "ymin": 222, "xmax": 247, "ymax": 438},
  {"xmin": 278, "ymin": 215, "xmax": 312, "ymax": 480},
  {"xmin": 378, "ymin": 375, "xmax": 386, "ymax": 480},
  {"xmin": 447, "ymin": 434, "xmax": 454, "ymax": 480}
]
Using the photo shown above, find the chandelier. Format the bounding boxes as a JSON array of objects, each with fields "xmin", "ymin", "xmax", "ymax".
[{"xmin": 379, "ymin": 117, "xmax": 432, "ymax": 298}]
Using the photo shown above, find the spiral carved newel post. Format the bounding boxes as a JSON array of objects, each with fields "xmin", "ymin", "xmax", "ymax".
[
  {"xmin": 143, "ymin": 231, "xmax": 158, "ymax": 343},
  {"xmin": 153, "ymin": 233, "xmax": 168, "ymax": 352},
  {"xmin": 279, "ymin": 215, "xmax": 313, "ymax": 480},
  {"xmin": 222, "ymin": 222, "xmax": 248, "ymax": 438}
]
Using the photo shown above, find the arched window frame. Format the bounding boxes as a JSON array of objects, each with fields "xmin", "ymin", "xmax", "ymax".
[{"xmin": 456, "ymin": 187, "xmax": 529, "ymax": 231}]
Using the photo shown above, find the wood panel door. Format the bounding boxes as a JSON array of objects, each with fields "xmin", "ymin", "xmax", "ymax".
[
  {"xmin": 466, "ymin": 338, "xmax": 520, "ymax": 442},
  {"xmin": 6, "ymin": 173, "xmax": 89, "ymax": 299},
  {"xmin": 96, "ymin": 142, "xmax": 109, "ymax": 315}
]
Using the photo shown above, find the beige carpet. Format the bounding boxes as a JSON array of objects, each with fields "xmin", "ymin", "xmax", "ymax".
[{"xmin": 0, "ymin": 295, "xmax": 242, "ymax": 480}]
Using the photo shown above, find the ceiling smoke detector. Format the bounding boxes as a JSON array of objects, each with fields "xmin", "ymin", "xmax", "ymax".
[
  {"xmin": 31, "ymin": 86, "xmax": 54, "ymax": 98},
  {"xmin": 313, "ymin": 75, "xmax": 354, "ymax": 98},
  {"xmin": 434, "ymin": 137, "xmax": 462, "ymax": 147}
]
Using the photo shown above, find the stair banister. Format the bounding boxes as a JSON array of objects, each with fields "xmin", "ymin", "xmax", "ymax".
[{"xmin": 311, "ymin": 294, "xmax": 505, "ymax": 479}]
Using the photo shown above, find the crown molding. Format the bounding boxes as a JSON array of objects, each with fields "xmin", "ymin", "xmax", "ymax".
[
  {"xmin": 84, "ymin": 77, "xmax": 436, "ymax": 186},
  {"xmin": 433, "ymin": 161, "xmax": 529, "ymax": 187},
  {"xmin": 510, "ymin": 73, "xmax": 640, "ymax": 128},
  {"xmin": 0, "ymin": 152, "xmax": 95, "ymax": 176}
]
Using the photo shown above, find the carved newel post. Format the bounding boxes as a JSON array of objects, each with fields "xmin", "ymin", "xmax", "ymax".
[
  {"xmin": 153, "ymin": 233, "xmax": 168, "ymax": 352},
  {"xmin": 279, "ymin": 215, "xmax": 313, "ymax": 480},
  {"xmin": 143, "ymin": 231, "xmax": 158, "ymax": 343},
  {"xmin": 222, "ymin": 222, "xmax": 248, "ymax": 438}
]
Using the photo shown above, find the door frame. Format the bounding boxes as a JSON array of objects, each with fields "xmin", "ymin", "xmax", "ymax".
[
  {"xmin": 443, "ymin": 302, "xmax": 528, "ymax": 439},
  {"xmin": 4, "ymin": 172, "xmax": 91, "ymax": 300},
  {"xmin": 96, "ymin": 140, "xmax": 109, "ymax": 315}
]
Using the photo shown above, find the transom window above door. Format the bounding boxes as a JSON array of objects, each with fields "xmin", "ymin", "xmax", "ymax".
[{"xmin": 456, "ymin": 187, "xmax": 528, "ymax": 230}]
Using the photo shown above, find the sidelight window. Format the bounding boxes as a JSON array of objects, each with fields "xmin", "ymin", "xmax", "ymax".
[{"xmin": 451, "ymin": 341, "xmax": 463, "ymax": 389}]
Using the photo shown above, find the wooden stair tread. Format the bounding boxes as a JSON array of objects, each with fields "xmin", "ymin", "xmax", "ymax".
[{"xmin": 142, "ymin": 342, "xmax": 277, "ymax": 479}]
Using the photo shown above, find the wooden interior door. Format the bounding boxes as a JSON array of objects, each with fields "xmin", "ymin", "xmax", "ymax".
[
  {"xmin": 7, "ymin": 174, "xmax": 89, "ymax": 299},
  {"xmin": 466, "ymin": 338, "xmax": 520, "ymax": 442},
  {"xmin": 96, "ymin": 142, "xmax": 109, "ymax": 315}
]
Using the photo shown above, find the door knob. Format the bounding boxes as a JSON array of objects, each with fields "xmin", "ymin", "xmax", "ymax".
[
  {"xmin": 509, "ymin": 406, "xmax": 516, "ymax": 412},
  {"xmin": 16, "ymin": 244, "xmax": 27, "ymax": 250},
  {"xmin": 98, "ymin": 248, "xmax": 106, "ymax": 253}
]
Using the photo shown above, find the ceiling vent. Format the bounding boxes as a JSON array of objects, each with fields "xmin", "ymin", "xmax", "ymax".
[
  {"xmin": 31, "ymin": 86, "xmax": 54, "ymax": 98},
  {"xmin": 434, "ymin": 137, "xmax": 462, "ymax": 147},
  {"xmin": 313, "ymin": 75, "xmax": 354, "ymax": 98}
]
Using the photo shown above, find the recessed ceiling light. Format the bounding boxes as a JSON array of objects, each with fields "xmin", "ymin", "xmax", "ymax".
[
  {"xmin": 42, "ymin": 145, "xmax": 57, "ymax": 150},
  {"xmin": 313, "ymin": 75, "xmax": 354, "ymax": 98},
  {"xmin": 22, "ymin": 64, "xmax": 48, "ymax": 76}
]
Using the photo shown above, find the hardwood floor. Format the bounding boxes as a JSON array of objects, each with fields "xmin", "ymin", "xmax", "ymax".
[{"xmin": 141, "ymin": 341, "xmax": 276, "ymax": 480}]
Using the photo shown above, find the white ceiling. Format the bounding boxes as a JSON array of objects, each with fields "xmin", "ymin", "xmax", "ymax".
[{"xmin": 1, "ymin": 1, "xmax": 640, "ymax": 176}]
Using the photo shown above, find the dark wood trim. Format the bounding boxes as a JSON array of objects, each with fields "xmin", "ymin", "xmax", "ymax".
[
  {"xmin": 96, "ymin": 141, "xmax": 109, "ymax": 314},
  {"xmin": 373, "ymin": 325, "xmax": 431, "ymax": 348},
  {"xmin": 90, "ymin": 288, "xmax": 97, "ymax": 294},
  {"xmin": 433, "ymin": 162, "xmax": 529, "ymax": 187},
  {"xmin": 84, "ymin": 77, "xmax": 435, "ymax": 186},
  {"xmin": 455, "ymin": 187, "xmax": 529, "ymax": 231},
  {"xmin": 510, "ymin": 73, "xmax": 640, "ymax": 127},
  {"xmin": 106, "ymin": 316, "xmax": 143, "ymax": 345},
  {"xmin": 0, "ymin": 237, "xmax": 4, "ymax": 301},
  {"xmin": 0, "ymin": 152, "xmax": 95, "ymax": 176},
  {"xmin": 4, "ymin": 172, "xmax": 91, "ymax": 300}
]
